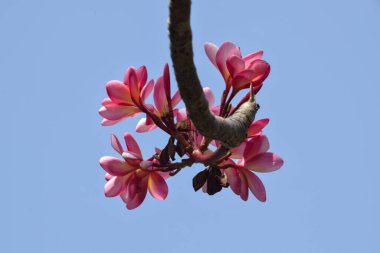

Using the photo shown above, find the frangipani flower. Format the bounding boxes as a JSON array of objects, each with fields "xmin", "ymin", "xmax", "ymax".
[
  {"xmin": 224, "ymin": 134, "xmax": 284, "ymax": 201},
  {"xmin": 99, "ymin": 132, "xmax": 169, "ymax": 209},
  {"xmin": 136, "ymin": 64, "xmax": 181, "ymax": 132},
  {"xmin": 99, "ymin": 66, "xmax": 154, "ymax": 126},
  {"xmin": 204, "ymin": 41, "xmax": 270, "ymax": 94}
]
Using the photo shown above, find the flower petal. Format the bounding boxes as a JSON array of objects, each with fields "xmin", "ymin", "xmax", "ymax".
[
  {"xmin": 247, "ymin": 119, "xmax": 270, "ymax": 137},
  {"xmin": 148, "ymin": 172, "xmax": 169, "ymax": 201},
  {"xmin": 227, "ymin": 55, "xmax": 245, "ymax": 78},
  {"xmin": 104, "ymin": 176, "xmax": 125, "ymax": 197},
  {"xmin": 247, "ymin": 60, "xmax": 270, "ymax": 86},
  {"xmin": 239, "ymin": 172, "xmax": 249, "ymax": 201},
  {"xmin": 243, "ymin": 50, "xmax": 263, "ymax": 67},
  {"xmin": 126, "ymin": 176, "xmax": 148, "ymax": 210},
  {"xmin": 216, "ymin": 42, "xmax": 241, "ymax": 81},
  {"xmin": 230, "ymin": 141, "xmax": 246, "ymax": 159},
  {"xmin": 245, "ymin": 152, "xmax": 284, "ymax": 173},
  {"xmin": 141, "ymin": 79, "xmax": 154, "ymax": 102},
  {"xmin": 243, "ymin": 135, "xmax": 270, "ymax": 161},
  {"xmin": 176, "ymin": 108, "xmax": 187, "ymax": 122},
  {"xmin": 101, "ymin": 118, "xmax": 123, "ymax": 126},
  {"xmin": 106, "ymin": 80, "xmax": 133, "ymax": 105},
  {"xmin": 100, "ymin": 156, "xmax": 134, "ymax": 176},
  {"xmin": 241, "ymin": 168, "xmax": 266, "ymax": 202},
  {"xmin": 203, "ymin": 87, "xmax": 215, "ymax": 108},
  {"xmin": 99, "ymin": 104, "xmax": 140, "ymax": 121},
  {"xmin": 124, "ymin": 132, "xmax": 142, "ymax": 159},
  {"xmin": 136, "ymin": 118, "xmax": 158, "ymax": 133},
  {"xmin": 111, "ymin": 134, "xmax": 124, "ymax": 155},
  {"xmin": 171, "ymin": 91, "xmax": 181, "ymax": 108},
  {"xmin": 153, "ymin": 76, "xmax": 168, "ymax": 115},
  {"xmin": 204, "ymin": 42, "xmax": 218, "ymax": 67},
  {"xmin": 135, "ymin": 66, "xmax": 147, "ymax": 89},
  {"xmin": 225, "ymin": 167, "xmax": 241, "ymax": 195}
]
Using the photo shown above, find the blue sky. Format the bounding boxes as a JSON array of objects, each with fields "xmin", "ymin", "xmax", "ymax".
[{"xmin": 1, "ymin": 0, "xmax": 380, "ymax": 252}]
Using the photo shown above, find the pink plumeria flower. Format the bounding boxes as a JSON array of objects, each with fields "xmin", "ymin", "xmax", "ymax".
[
  {"xmin": 136, "ymin": 64, "xmax": 181, "ymax": 132},
  {"xmin": 99, "ymin": 132, "xmax": 169, "ymax": 209},
  {"xmin": 224, "ymin": 134, "xmax": 284, "ymax": 201},
  {"xmin": 204, "ymin": 41, "xmax": 270, "ymax": 94},
  {"xmin": 99, "ymin": 66, "xmax": 154, "ymax": 126}
]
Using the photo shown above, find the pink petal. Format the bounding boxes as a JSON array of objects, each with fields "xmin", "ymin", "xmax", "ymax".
[
  {"xmin": 203, "ymin": 87, "xmax": 215, "ymax": 108},
  {"xmin": 110, "ymin": 134, "xmax": 124, "ymax": 155},
  {"xmin": 226, "ymin": 55, "xmax": 245, "ymax": 78},
  {"xmin": 216, "ymin": 42, "xmax": 242, "ymax": 81},
  {"xmin": 100, "ymin": 156, "xmax": 134, "ymax": 176},
  {"xmin": 135, "ymin": 66, "xmax": 147, "ymax": 89},
  {"xmin": 126, "ymin": 176, "xmax": 148, "ymax": 210},
  {"xmin": 176, "ymin": 108, "xmax": 187, "ymax": 122},
  {"xmin": 140, "ymin": 160, "xmax": 153, "ymax": 169},
  {"xmin": 105, "ymin": 173, "xmax": 113, "ymax": 181},
  {"xmin": 158, "ymin": 171, "xmax": 171, "ymax": 180},
  {"xmin": 243, "ymin": 50, "xmax": 263, "ymax": 67},
  {"xmin": 123, "ymin": 132, "xmax": 142, "ymax": 158},
  {"xmin": 241, "ymin": 168, "xmax": 266, "ymax": 202},
  {"xmin": 171, "ymin": 91, "xmax": 181, "ymax": 108},
  {"xmin": 122, "ymin": 151, "xmax": 141, "ymax": 161},
  {"xmin": 153, "ymin": 76, "xmax": 168, "ymax": 115},
  {"xmin": 102, "ymin": 98, "xmax": 113, "ymax": 106},
  {"xmin": 148, "ymin": 172, "xmax": 169, "ymax": 200},
  {"xmin": 245, "ymin": 152, "xmax": 284, "ymax": 173},
  {"xmin": 136, "ymin": 118, "xmax": 157, "ymax": 133},
  {"xmin": 232, "ymin": 69, "xmax": 257, "ymax": 91},
  {"xmin": 99, "ymin": 104, "xmax": 140, "ymax": 121},
  {"xmin": 104, "ymin": 176, "xmax": 125, "ymax": 197},
  {"xmin": 225, "ymin": 167, "xmax": 241, "ymax": 195},
  {"xmin": 243, "ymin": 135, "xmax": 270, "ymax": 161},
  {"xmin": 239, "ymin": 172, "xmax": 249, "ymax": 201},
  {"xmin": 247, "ymin": 119, "xmax": 270, "ymax": 137},
  {"xmin": 247, "ymin": 60, "xmax": 270, "ymax": 86},
  {"xmin": 101, "ymin": 118, "xmax": 123, "ymax": 126},
  {"xmin": 204, "ymin": 42, "xmax": 218, "ymax": 67},
  {"xmin": 106, "ymin": 80, "xmax": 133, "ymax": 105},
  {"xmin": 127, "ymin": 68, "xmax": 141, "ymax": 105},
  {"xmin": 141, "ymin": 79, "xmax": 154, "ymax": 102},
  {"xmin": 230, "ymin": 141, "xmax": 246, "ymax": 159}
]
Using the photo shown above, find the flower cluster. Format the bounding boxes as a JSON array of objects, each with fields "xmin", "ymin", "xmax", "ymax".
[{"xmin": 99, "ymin": 42, "xmax": 283, "ymax": 209}]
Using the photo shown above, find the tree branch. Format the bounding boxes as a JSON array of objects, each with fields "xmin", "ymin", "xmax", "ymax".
[{"xmin": 168, "ymin": 0, "xmax": 259, "ymax": 148}]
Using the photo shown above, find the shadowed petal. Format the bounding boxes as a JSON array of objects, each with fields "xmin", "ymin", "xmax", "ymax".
[
  {"xmin": 176, "ymin": 108, "xmax": 187, "ymax": 122},
  {"xmin": 135, "ymin": 66, "xmax": 147, "ymax": 89},
  {"xmin": 100, "ymin": 156, "xmax": 134, "ymax": 176},
  {"xmin": 241, "ymin": 168, "xmax": 266, "ymax": 202},
  {"xmin": 247, "ymin": 60, "xmax": 271, "ymax": 86},
  {"xmin": 126, "ymin": 176, "xmax": 148, "ymax": 210},
  {"xmin": 148, "ymin": 172, "xmax": 169, "ymax": 200},
  {"xmin": 239, "ymin": 172, "xmax": 249, "ymax": 201},
  {"xmin": 225, "ymin": 167, "xmax": 241, "ymax": 195},
  {"xmin": 230, "ymin": 142, "xmax": 246, "ymax": 159},
  {"xmin": 245, "ymin": 152, "xmax": 284, "ymax": 172}
]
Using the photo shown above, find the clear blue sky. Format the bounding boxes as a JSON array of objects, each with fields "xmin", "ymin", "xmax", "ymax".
[{"xmin": 1, "ymin": 0, "xmax": 380, "ymax": 252}]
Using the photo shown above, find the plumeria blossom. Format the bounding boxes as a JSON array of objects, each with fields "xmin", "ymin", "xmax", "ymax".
[
  {"xmin": 99, "ymin": 42, "xmax": 284, "ymax": 209},
  {"xmin": 204, "ymin": 41, "xmax": 270, "ymax": 94},
  {"xmin": 224, "ymin": 134, "xmax": 283, "ymax": 201},
  {"xmin": 100, "ymin": 132, "xmax": 169, "ymax": 209},
  {"xmin": 99, "ymin": 66, "xmax": 154, "ymax": 126},
  {"xmin": 136, "ymin": 64, "xmax": 181, "ymax": 132}
]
